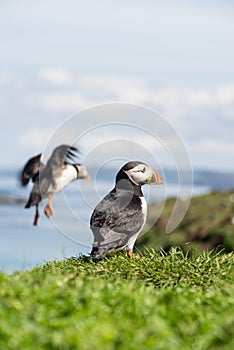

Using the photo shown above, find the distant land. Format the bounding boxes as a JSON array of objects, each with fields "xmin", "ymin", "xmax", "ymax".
[
  {"xmin": 0, "ymin": 168, "xmax": 233, "ymax": 204},
  {"xmin": 163, "ymin": 169, "xmax": 234, "ymax": 192},
  {"xmin": 137, "ymin": 169, "xmax": 234, "ymax": 253},
  {"xmin": 193, "ymin": 170, "xmax": 234, "ymax": 191},
  {"xmin": 137, "ymin": 190, "xmax": 234, "ymax": 253}
]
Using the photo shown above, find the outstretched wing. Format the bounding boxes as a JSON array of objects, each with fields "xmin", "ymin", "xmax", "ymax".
[
  {"xmin": 47, "ymin": 144, "xmax": 79, "ymax": 168},
  {"xmin": 41, "ymin": 144, "xmax": 79, "ymax": 191},
  {"xmin": 20, "ymin": 153, "xmax": 42, "ymax": 186},
  {"xmin": 90, "ymin": 189, "xmax": 144, "ymax": 258}
]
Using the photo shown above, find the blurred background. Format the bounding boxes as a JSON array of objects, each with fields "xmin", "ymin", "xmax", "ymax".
[{"xmin": 0, "ymin": 0, "xmax": 234, "ymax": 272}]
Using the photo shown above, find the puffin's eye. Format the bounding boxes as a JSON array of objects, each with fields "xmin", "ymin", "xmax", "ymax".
[{"xmin": 141, "ymin": 167, "xmax": 146, "ymax": 173}]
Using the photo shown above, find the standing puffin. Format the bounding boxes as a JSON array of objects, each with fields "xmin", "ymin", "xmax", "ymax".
[
  {"xmin": 90, "ymin": 161, "xmax": 162, "ymax": 259},
  {"xmin": 21, "ymin": 144, "xmax": 89, "ymax": 225}
]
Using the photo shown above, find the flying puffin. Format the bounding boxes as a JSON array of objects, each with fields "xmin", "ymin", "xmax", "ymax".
[
  {"xmin": 90, "ymin": 161, "xmax": 162, "ymax": 259},
  {"xmin": 20, "ymin": 144, "xmax": 89, "ymax": 226}
]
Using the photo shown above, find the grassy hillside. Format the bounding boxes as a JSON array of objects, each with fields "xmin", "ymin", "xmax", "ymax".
[
  {"xmin": 0, "ymin": 249, "xmax": 234, "ymax": 349},
  {"xmin": 137, "ymin": 191, "xmax": 234, "ymax": 252}
]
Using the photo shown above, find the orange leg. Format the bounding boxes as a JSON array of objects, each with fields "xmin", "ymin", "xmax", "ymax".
[
  {"xmin": 33, "ymin": 204, "xmax": 39, "ymax": 226},
  {"xmin": 127, "ymin": 251, "xmax": 133, "ymax": 259},
  {"xmin": 44, "ymin": 193, "xmax": 53, "ymax": 217}
]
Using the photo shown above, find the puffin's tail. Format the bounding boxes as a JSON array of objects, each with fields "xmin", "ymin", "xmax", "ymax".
[
  {"xmin": 25, "ymin": 193, "xmax": 41, "ymax": 209},
  {"xmin": 90, "ymin": 246, "xmax": 107, "ymax": 260}
]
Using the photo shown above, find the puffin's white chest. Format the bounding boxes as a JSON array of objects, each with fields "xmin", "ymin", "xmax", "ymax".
[
  {"xmin": 48, "ymin": 165, "xmax": 77, "ymax": 193},
  {"xmin": 125, "ymin": 196, "xmax": 147, "ymax": 251},
  {"xmin": 140, "ymin": 196, "xmax": 147, "ymax": 225}
]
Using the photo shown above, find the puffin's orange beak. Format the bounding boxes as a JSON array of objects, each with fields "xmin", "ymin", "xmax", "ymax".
[
  {"xmin": 147, "ymin": 169, "xmax": 163, "ymax": 185},
  {"xmin": 84, "ymin": 173, "xmax": 91, "ymax": 181}
]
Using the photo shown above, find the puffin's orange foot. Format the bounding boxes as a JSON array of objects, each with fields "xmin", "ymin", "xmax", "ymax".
[
  {"xmin": 127, "ymin": 251, "xmax": 133, "ymax": 259},
  {"xmin": 44, "ymin": 205, "xmax": 53, "ymax": 217}
]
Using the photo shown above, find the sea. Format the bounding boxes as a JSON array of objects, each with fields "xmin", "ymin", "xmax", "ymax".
[{"xmin": 0, "ymin": 167, "xmax": 210, "ymax": 273}]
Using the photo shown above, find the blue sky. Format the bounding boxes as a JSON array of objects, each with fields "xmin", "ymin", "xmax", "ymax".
[{"xmin": 1, "ymin": 0, "xmax": 234, "ymax": 171}]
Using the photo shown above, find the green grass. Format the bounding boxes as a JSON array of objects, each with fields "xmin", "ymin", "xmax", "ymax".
[
  {"xmin": 137, "ymin": 191, "xmax": 234, "ymax": 252},
  {"xmin": 0, "ymin": 248, "xmax": 234, "ymax": 349}
]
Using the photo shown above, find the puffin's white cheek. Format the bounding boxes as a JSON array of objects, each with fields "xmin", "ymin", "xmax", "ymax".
[{"xmin": 131, "ymin": 173, "xmax": 146, "ymax": 185}]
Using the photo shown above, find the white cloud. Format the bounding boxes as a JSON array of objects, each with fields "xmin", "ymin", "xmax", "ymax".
[
  {"xmin": 4, "ymin": 73, "xmax": 234, "ymax": 117},
  {"xmin": 38, "ymin": 68, "xmax": 74, "ymax": 87},
  {"xmin": 19, "ymin": 127, "xmax": 55, "ymax": 150},
  {"xmin": 0, "ymin": 72, "xmax": 14, "ymax": 87},
  {"xmin": 217, "ymin": 85, "xmax": 234, "ymax": 105},
  {"xmin": 1, "ymin": 71, "xmax": 234, "ymax": 171},
  {"xmin": 25, "ymin": 92, "xmax": 91, "ymax": 112},
  {"xmin": 189, "ymin": 138, "xmax": 234, "ymax": 170},
  {"xmin": 76, "ymin": 77, "xmax": 234, "ymax": 113}
]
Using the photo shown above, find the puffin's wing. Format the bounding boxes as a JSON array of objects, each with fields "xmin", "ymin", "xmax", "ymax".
[
  {"xmin": 42, "ymin": 144, "xmax": 79, "ymax": 189},
  {"xmin": 20, "ymin": 153, "xmax": 42, "ymax": 186},
  {"xmin": 47, "ymin": 145, "xmax": 79, "ymax": 168},
  {"xmin": 90, "ymin": 190, "xmax": 144, "ymax": 257}
]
